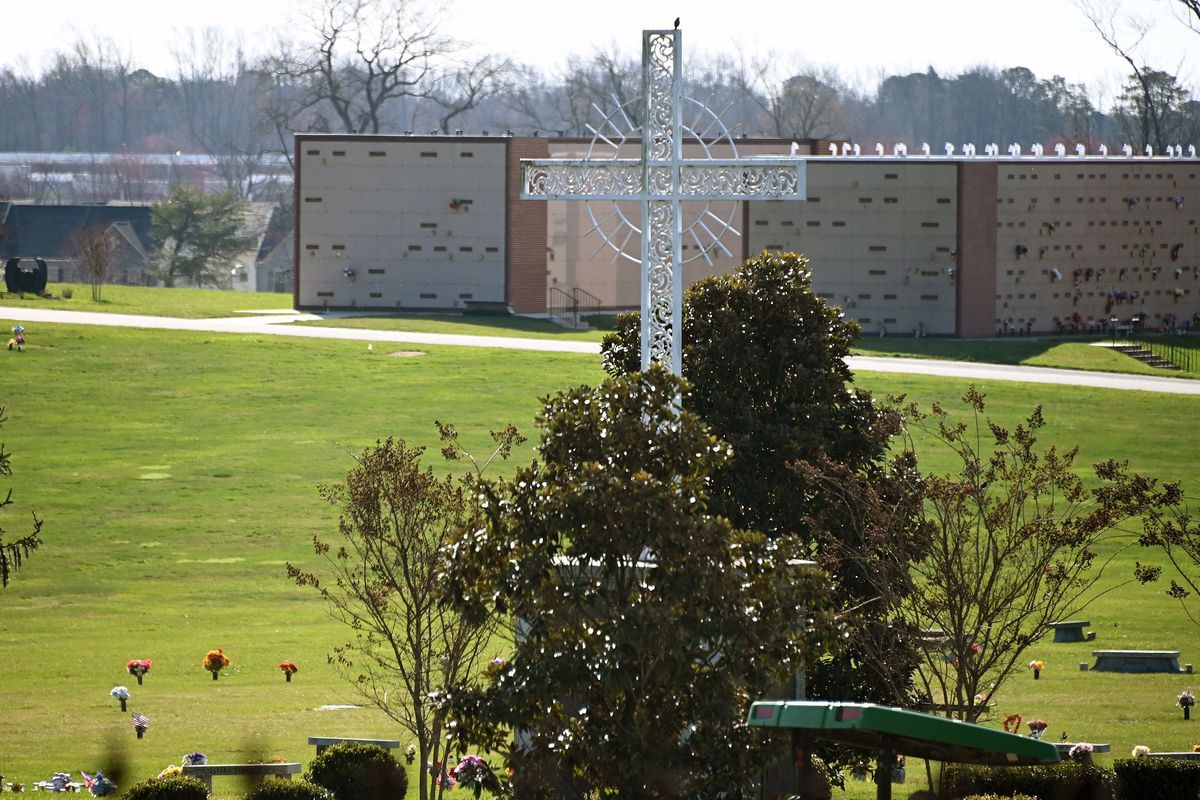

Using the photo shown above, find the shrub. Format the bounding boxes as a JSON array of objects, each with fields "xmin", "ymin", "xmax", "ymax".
[
  {"xmin": 942, "ymin": 762, "xmax": 1116, "ymax": 799},
  {"xmin": 121, "ymin": 775, "xmax": 208, "ymax": 800},
  {"xmin": 1113, "ymin": 757, "xmax": 1200, "ymax": 800},
  {"xmin": 244, "ymin": 778, "xmax": 330, "ymax": 800},
  {"xmin": 61, "ymin": 288, "xmax": 73, "ymax": 299},
  {"xmin": 305, "ymin": 743, "xmax": 408, "ymax": 800}
]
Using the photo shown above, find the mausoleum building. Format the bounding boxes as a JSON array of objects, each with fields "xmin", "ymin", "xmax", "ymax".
[{"xmin": 294, "ymin": 133, "xmax": 1200, "ymax": 337}]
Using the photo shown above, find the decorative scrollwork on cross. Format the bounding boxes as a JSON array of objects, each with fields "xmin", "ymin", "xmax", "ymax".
[{"xmin": 519, "ymin": 27, "xmax": 807, "ymax": 380}]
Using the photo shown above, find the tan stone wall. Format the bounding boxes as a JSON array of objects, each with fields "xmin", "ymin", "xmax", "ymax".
[
  {"xmin": 295, "ymin": 135, "xmax": 507, "ymax": 310},
  {"xmin": 957, "ymin": 163, "xmax": 998, "ymax": 337},
  {"xmin": 994, "ymin": 160, "xmax": 1200, "ymax": 333},
  {"xmin": 747, "ymin": 160, "xmax": 959, "ymax": 336}
]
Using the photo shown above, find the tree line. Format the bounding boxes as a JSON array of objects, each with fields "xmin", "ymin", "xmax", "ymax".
[{"xmin": 0, "ymin": 0, "xmax": 1197, "ymax": 199}]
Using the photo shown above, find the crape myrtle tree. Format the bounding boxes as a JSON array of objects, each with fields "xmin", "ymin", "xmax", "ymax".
[
  {"xmin": 1, "ymin": 407, "xmax": 42, "ymax": 588},
  {"xmin": 820, "ymin": 388, "xmax": 1186, "ymax": 723},
  {"xmin": 68, "ymin": 224, "xmax": 114, "ymax": 302},
  {"xmin": 288, "ymin": 424, "xmax": 521, "ymax": 800},
  {"xmin": 436, "ymin": 368, "xmax": 834, "ymax": 800},
  {"xmin": 601, "ymin": 251, "xmax": 925, "ymax": 710}
]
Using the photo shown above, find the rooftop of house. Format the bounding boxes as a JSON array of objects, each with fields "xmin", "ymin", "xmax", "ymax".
[{"xmin": 0, "ymin": 202, "xmax": 154, "ymax": 261}]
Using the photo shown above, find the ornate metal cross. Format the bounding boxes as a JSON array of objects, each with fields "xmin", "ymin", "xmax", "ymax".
[{"xmin": 521, "ymin": 29, "xmax": 806, "ymax": 376}]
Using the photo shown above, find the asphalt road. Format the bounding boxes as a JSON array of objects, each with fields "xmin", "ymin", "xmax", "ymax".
[{"xmin": 4, "ymin": 306, "xmax": 1199, "ymax": 396}]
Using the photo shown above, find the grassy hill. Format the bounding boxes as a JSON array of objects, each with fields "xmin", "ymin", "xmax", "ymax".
[{"xmin": 1, "ymin": 294, "xmax": 1199, "ymax": 798}]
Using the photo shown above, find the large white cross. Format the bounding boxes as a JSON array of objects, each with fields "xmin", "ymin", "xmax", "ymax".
[{"xmin": 521, "ymin": 29, "xmax": 806, "ymax": 376}]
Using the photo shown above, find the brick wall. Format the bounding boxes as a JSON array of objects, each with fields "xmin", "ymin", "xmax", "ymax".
[
  {"xmin": 957, "ymin": 163, "xmax": 999, "ymax": 337},
  {"xmin": 506, "ymin": 139, "xmax": 550, "ymax": 314}
]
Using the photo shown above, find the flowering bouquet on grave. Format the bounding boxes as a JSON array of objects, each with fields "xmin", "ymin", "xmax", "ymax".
[
  {"xmin": 1027, "ymin": 719, "xmax": 1048, "ymax": 739},
  {"xmin": 182, "ymin": 753, "xmax": 206, "ymax": 767},
  {"xmin": 126, "ymin": 659, "xmax": 152, "ymax": 683},
  {"xmin": 1068, "ymin": 742, "xmax": 1093, "ymax": 762},
  {"xmin": 1179, "ymin": 688, "xmax": 1196, "ymax": 708},
  {"xmin": 1132, "ymin": 745, "xmax": 1150, "ymax": 757},
  {"xmin": 202, "ymin": 648, "xmax": 230, "ymax": 677},
  {"xmin": 1002, "ymin": 713, "xmax": 1022, "ymax": 733},
  {"xmin": 427, "ymin": 762, "xmax": 455, "ymax": 790},
  {"xmin": 278, "ymin": 661, "xmax": 298, "ymax": 681},
  {"xmin": 405, "ymin": 744, "xmax": 416, "ymax": 765},
  {"xmin": 449, "ymin": 755, "xmax": 502, "ymax": 799},
  {"xmin": 47, "ymin": 773, "xmax": 73, "ymax": 792},
  {"xmin": 110, "ymin": 686, "xmax": 130, "ymax": 711}
]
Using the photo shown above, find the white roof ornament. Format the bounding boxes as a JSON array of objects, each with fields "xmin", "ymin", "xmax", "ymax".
[
  {"xmin": 1076, "ymin": 143, "xmax": 1086, "ymax": 157},
  {"xmin": 829, "ymin": 143, "xmax": 838, "ymax": 156},
  {"xmin": 790, "ymin": 141, "xmax": 800, "ymax": 156},
  {"xmin": 875, "ymin": 142, "xmax": 884, "ymax": 156},
  {"xmin": 842, "ymin": 142, "xmax": 852, "ymax": 156},
  {"xmin": 1054, "ymin": 143, "xmax": 1066, "ymax": 156},
  {"xmin": 1032, "ymin": 143, "xmax": 1044, "ymax": 156},
  {"xmin": 1123, "ymin": 144, "xmax": 1133, "ymax": 157},
  {"xmin": 894, "ymin": 143, "xmax": 908, "ymax": 157},
  {"xmin": 921, "ymin": 142, "xmax": 930, "ymax": 157},
  {"xmin": 1009, "ymin": 143, "xmax": 1022, "ymax": 157},
  {"xmin": 852, "ymin": 143, "xmax": 861, "ymax": 157},
  {"xmin": 944, "ymin": 142, "xmax": 954, "ymax": 156},
  {"xmin": 1099, "ymin": 144, "xmax": 1109, "ymax": 157},
  {"xmin": 1190, "ymin": 145, "xmax": 1197, "ymax": 159},
  {"xmin": 1146, "ymin": 144, "xmax": 1154, "ymax": 157},
  {"xmin": 963, "ymin": 143, "xmax": 976, "ymax": 157}
]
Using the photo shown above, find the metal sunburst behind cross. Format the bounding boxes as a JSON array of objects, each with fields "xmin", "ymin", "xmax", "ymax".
[{"xmin": 520, "ymin": 28, "xmax": 807, "ymax": 380}]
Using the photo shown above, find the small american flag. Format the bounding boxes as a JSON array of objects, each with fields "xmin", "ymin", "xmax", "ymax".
[{"xmin": 131, "ymin": 714, "xmax": 149, "ymax": 729}]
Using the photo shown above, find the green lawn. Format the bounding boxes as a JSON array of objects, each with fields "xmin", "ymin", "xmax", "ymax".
[
  {"xmin": 0, "ymin": 283, "xmax": 294, "ymax": 318},
  {"xmin": 2, "ymin": 296, "xmax": 1200, "ymax": 798},
  {"xmin": 853, "ymin": 335, "xmax": 1200, "ymax": 377},
  {"xmin": 290, "ymin": 313, "xmax": 608, "ymax": 341}
]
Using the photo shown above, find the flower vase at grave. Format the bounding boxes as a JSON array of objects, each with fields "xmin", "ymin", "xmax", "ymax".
[
  {"xmin": 1187, "ymin": 706, "xmax": 1192, "ymax": 721},
  {"xmin": 120, "ymin": 698, "xmax": 127, "ymax": 712},
  {"xmin": 136, "ymin": 674, "xmax": 143, "ymax": 685},
  {"xmin": 285, "ymin": 672, "xmax": 292, "ymax": 682},
  {"xmin": 1034, "ymin": 669, "xmax": 1041, "ymax": 680},
  {"xmin": 212, "ymin": 671, "xmax": 219, "ymax": 681},
  {"xmin": 136, "ymin": 728, "xmax": 144, "ymax": 739}
]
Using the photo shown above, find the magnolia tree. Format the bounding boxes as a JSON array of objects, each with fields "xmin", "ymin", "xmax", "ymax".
[
  {"xmin": 437, "ymin": 368, "xmax": 833, "ymax": 800},
  {"xmin": 602, "ymin": 252, "xmax": 924, "ymax": 710},
  {"xmin": 817, "ymin": 387, "xmax": 1183, "ymax": 723},
  {"xmin": 288, "ymin": 424, "xmax": 520, "ymax": 800}
]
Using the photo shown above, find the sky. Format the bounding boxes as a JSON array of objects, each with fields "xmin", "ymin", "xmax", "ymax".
[{"xmin": 4, "ymin": 0, "xmax": 1198, "ymax": 100}]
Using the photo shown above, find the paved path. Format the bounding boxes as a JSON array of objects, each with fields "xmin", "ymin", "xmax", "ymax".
[{"xmin": 4, "ymin": 306, "xmax": 1199, "ymax": 395}]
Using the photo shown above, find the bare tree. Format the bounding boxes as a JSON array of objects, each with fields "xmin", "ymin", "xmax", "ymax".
[
  {"xmin": 1079, "ymin": 0, "xmax": 1178, "ymax": 150},
  {"xmin": 288, "ymin": 424, "xmax": 519, "ymax": 800},
  {"xmin": 172, "ymin": 30, "xmax": 279, "ymax": 198},
  {"xmin": 428, "ymin": 55, "xmax": 513, "ymax": 134},
  {"xmin": 730, "ymin": 52, "xmax": 845, "ymax": 139},
  {"xmin": 68, "ymin": 225, "xmax": 114, "ymax": 301},
  {"xmin": 1173, "ymin": 0, "xmax": 1200, "ymax": 30},
  {"xmin": 271, "ymin": 0, "xmax": 451, "ymax": 134}
]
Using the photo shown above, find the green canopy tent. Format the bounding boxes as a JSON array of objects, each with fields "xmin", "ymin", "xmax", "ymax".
[{"xmin": 747, "ymin": 701, "xmax": 1060, "ymax": 800}]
